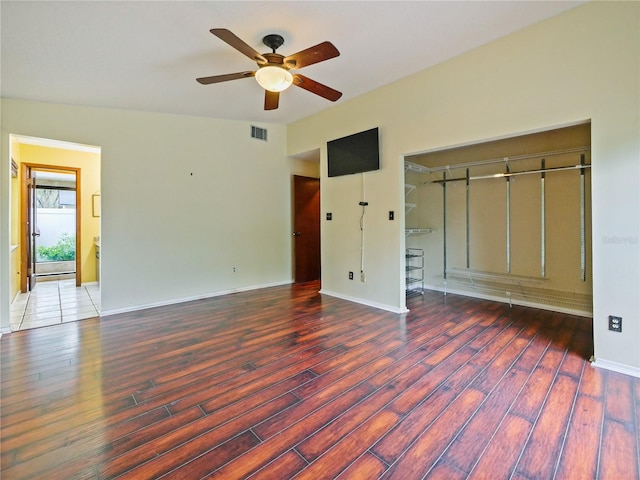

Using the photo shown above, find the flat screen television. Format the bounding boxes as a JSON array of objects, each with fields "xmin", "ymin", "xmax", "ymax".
[{"xmin": 327, "ymin": 127, "xmax": 379, "ymax": 177}]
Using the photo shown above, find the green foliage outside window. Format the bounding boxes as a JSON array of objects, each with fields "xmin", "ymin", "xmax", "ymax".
[{"xmin": 37, "ymin": 233, "xmax": 76, "ymax": 261}]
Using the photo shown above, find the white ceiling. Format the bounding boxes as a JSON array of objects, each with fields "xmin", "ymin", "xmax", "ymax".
[{"xmin": 1, "ymin": 1, "xmax": 584, "ymax": 125}]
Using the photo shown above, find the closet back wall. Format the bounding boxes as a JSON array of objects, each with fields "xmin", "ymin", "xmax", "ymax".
[{"xmin": 407, "ymin": 123, "xmax": 592, "ymax": 314}]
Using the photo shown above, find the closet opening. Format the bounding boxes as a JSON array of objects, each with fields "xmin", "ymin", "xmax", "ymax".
[{"xmin": 403, "ymin": 122, "xmax": 592, "ymax": 316}]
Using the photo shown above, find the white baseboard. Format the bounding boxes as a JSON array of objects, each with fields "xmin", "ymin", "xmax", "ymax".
[
  {"xmin": 591, "ymin": 358, "xmax": 640, "ymax": 379},
  {"xmin": 319, "ymin": 289, "xmax": 408, "ymax": 314},
  {"xmin": 100, "ymin": 280, "xmax": 293, "ymax": 317}
]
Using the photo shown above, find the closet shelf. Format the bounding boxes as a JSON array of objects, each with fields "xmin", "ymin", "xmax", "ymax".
[
  {"xmin": 406, "ymin": 248, "xmax": 424, "ymax": 296},
  {"xmin": 404, "ymin": 161, "xmax": 431, "ymax": 174},
  {"xmin": 405, "ymin": 183, "xmax": 416, "ymax": 197},
  {"xmin": 405, "ymin": 228, "xmax": 436, "ymax": 236}
]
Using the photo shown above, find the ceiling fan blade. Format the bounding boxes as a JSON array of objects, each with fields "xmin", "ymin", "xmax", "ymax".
[
  {"xmin": 292, "ymin": 74, "xmax": 342, "ymax": 102},
  {"xmin": 210, "ymin": 28, "xmax": 267, "ymax": 64},
  {"xmin": 284, "ymin": 41, "xmax": 340, "ymax": 69},
  {"xmin": 264, "ymin": 90, "xmax": 280, "ymax": 110},
  {"xmin": 196, "ymin": 71, "xmax": 255, "ymax": 85}
]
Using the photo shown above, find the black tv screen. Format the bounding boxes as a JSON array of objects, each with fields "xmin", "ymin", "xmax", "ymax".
[{"xmin": 327, "ymin": 127, "xmax": 379, "ymax": 177}]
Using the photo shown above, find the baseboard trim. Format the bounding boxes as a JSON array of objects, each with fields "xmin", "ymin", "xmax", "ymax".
[
  {"xmin": 591, "ymin": 358, "xmax": 640, "ymax": 379},
  {"xmin": 319, "ymin": 289, "xmax": 408, "ymax": 314},
  {"xmin": 100, "ymin": 280, "xmax": 293, "ymax": 317}
]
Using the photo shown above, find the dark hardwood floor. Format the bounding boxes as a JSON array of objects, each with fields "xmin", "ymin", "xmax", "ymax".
[{"xmin": 1, "ymin": 281, "xmax": 639, "ymax": 479}]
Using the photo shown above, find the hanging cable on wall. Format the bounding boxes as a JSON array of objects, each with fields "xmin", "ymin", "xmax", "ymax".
[{"xmin": 359, "ymin": 173, "xmax": 368, "ymax": 283}]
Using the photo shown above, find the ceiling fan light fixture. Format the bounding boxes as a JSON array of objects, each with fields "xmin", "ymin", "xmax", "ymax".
[
  {"xmin": 199, "ymin": 29, "xmax": 342, "ymax": 110},
  {"xmin": 255, "ymin": 66, "xmax": 293, "ymax": 92}
]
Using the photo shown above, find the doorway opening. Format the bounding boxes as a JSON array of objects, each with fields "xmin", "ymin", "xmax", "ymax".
[
  {"xmin": 21, "ymin": 164, "xmax": 81, "ymax": 291},
  {"xmin": 33, "ymin": 170, "xmax": 78, "ymax": 281},
  {"xmin": 10, "ymin": 135, "xmax": 101, "ymax": 331},
  {"xmin": 293, "ymin": 175, "xmax": 321, "ymax": 283}
]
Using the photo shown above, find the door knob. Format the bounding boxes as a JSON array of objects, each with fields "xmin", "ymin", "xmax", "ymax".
[{"xmin": 293, "ymin": 232, "xmax": 302, "ymax": 237}]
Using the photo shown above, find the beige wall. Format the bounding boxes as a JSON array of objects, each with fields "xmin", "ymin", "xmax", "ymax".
[
  {"xmin": 287, "ymin": 2, "xmax": 639, "ymax": 373},
  {"xmin": 1, "ymin": 104, "xmax": 290, "ymax": 321},
  {"xmin": 289, "ymin": 152, "xmax": 320, "ymax": 179}
]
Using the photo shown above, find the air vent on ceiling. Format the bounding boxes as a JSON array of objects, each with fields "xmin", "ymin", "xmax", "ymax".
[{"xmin": 251, "ymin": 126, "xmax": 268, "ymax": 141}]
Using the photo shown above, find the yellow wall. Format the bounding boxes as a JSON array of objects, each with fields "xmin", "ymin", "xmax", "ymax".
[
  {"xmin": 10, "ymin": 137, "xmax": 21, "ymax": 301},
  {"xmin": 13, "ymin": 142, "xmax": 100, "ymax": 285}
]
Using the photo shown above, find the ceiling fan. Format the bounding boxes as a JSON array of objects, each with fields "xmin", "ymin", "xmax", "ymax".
[{"xmin": 197, "ymin": 28, "xmax": 342, "ymax": 111}]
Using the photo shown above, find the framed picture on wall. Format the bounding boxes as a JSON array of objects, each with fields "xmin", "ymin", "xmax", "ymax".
[{"xmin": 92, "ymin": 194, "xmax": 101, "ymax": 217}]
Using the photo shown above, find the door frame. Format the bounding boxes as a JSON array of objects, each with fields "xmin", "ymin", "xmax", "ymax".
[{"xmin": 21, "ymin": 163, "xmax": 82, "ymax": 291}]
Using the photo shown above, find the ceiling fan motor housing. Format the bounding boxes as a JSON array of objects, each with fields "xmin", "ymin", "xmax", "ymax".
[
  {"xmin": 263, "ymin": 34, "xmax": 285, "ymax": 52},
  {"xmin": 262, "ymin": 52, "xmax": 286, "ymax": 67}
]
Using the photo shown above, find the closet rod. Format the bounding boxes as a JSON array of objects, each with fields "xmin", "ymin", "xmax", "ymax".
[
  {"xmin": 540, "ymin": 159, "xmax": 546, "ymax": 278},
  {"xmin": 506, "ymin": 164, "xmax": 511, "ymax": 274},
  {"xmin": 430, "ymin": 163, "xmax": 591, "ymax": 184},
  {"xmin": 421, "ymin": 146, "xmax": 590, "ymax": 174}
]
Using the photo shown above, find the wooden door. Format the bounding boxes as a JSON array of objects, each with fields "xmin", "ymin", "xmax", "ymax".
[
  {"xmin": 26, "ymin": 169, "xmax": 38, "ymax": 291},
  {"xmin": 293, "ymin": 175, "xmax": 320, "ymax": 283}
]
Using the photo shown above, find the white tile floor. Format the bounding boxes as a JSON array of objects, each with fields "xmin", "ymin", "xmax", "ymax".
[{"xmin": 10, "ymin": 278, "xmax": 100, "ymax": 331}]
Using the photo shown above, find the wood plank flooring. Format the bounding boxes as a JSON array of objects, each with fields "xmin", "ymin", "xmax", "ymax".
[{"xmin": 2, "ymin": 281, "xmax": 639, "ymax": 479}]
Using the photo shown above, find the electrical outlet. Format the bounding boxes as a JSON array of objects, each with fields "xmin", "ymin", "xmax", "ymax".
[
  {"xmin": 326, "ymin": 212, "xmax": 332, "ymax": 221},
  {"xmin": 389, "ymin": 211, "xmax": 394, "ymax": 220},
  {"xmin": 233, "ymin": 266, "xmax": 236, "ymax": 273},
  {"xmin": 608, "ymin": 315, "xmax": 622, "ymax": 332},
  {"xmin": 348, "ymin": 271, "xmax": 354, "ymax": 280}
]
